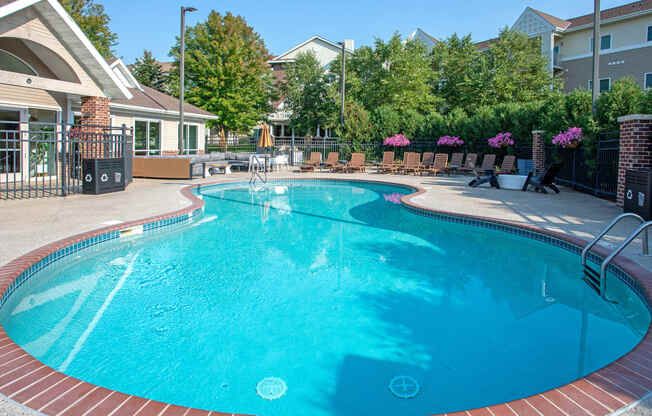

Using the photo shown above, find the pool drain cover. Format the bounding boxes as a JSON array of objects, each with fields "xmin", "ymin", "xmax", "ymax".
[
  {"xmin": 256, "ymin": 377, "xmax": 287, "ymax": 400},
  {"xmin": 389, "ymin": 376, "xmax": 420, "ymax": 399}
]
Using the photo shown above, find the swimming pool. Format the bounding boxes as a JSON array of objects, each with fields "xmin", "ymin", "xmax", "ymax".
[{"xmin": 0, "ymin": 180, "xmax": 649, "ymax": 416}]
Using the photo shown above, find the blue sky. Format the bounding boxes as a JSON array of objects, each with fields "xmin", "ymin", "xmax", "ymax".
[{"xmin": 103, "ymin": 0, "xmax": 631, "ymax": 64}]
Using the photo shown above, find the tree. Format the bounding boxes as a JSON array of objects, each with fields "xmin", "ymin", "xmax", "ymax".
[
  {"xmin": 169, "ymin": 11, "xmax": 275, "ymax": 133},
  {"xmin": 280, "ymin": 51, "xmax": 337, "ymax": 135},
  {"xmin": 484, "ymin": 28, "xmax": 557, "ymax": 105},
  {"xmin": 334, "ymin": 34, "xmax": 438, "ymax": 114},
  {"xmin": 59, "ymin": 0, "xmax": 117, "ymax": 59},
  {"xmin": 595, "ymin": 77, "xmax": 643, "ymax": 130},
  {"xmin": 131, "ymin": 50, "xmax": 168, "ymax": 93},
  {"xmin": 430, "ymin": 33, "xmax": 490, "ymax": 113}
]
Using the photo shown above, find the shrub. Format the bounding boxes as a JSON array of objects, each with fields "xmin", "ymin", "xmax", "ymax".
[{"xmin": 595, "ymin": 77, "xmax": 643, "ymax": 130}]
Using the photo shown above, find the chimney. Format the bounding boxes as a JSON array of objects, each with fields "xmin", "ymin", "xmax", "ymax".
[{"xmin": 344, "ymin": 39, "xmax": 354, "ymax": 51}]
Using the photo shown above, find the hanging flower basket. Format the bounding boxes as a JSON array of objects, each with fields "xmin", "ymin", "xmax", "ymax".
[
  {"xmin": 552, "ymin": 127, "xmax": 583, "ymax": 149},
  {"xmin": 437, "ymin": 136, "xmax": 464, "ymax": 148},
  {"xmin": 488, "ymin": 132, "xmax": 514, "ymax": 149}
]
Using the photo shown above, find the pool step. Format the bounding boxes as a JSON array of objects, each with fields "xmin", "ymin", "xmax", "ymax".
[{"xmin": 583, "ymin": 265, "xmax": 601, "ymax": 294}]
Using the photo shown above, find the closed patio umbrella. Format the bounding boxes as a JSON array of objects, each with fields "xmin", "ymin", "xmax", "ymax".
[
  {"xmin": 258, "ymin": 123, "xmax": 274, "ymax": 149},
  {"xmin": 219, "ymin": 128, "xmax": 226, "ymax": 150}
]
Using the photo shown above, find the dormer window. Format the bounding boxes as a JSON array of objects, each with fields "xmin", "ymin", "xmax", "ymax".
[{"xmin": 0, "ymin": 49, "xmax": 38, "ymax": 76}]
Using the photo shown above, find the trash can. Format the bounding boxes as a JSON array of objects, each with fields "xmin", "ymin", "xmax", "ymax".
[
  {"xmin": 82, "ymin": 158, "xmax": 126, "ymax": 195},
  {"xmin": 624, "ymin": 169, "xmax": 652, "ymax": 220}
]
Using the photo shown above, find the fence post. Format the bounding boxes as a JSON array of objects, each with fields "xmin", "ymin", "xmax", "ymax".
[
  {"xmin": 291, "ymin": 128, "xmax": 295, "ymax": 166},
  {"xmin": 594, "ymin": 135, "xmax": 601, "ymax": 197},
  {"xmin": 616, "ymin": 114, "xmax": 652, "ymax": 208},
  {"xmin": 532, "ymin": 130, "xmax": 545, "ymax": 175},
  {"xmin": 60, "ymin": 119, "xmax": 67, "ymax": 196}
]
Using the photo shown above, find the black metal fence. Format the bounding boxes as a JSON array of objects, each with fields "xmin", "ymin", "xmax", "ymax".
[
  {"xmin": 1, "ymin": 121, "xmax": 132, "ymax": 200},
  {"xmin": 545, "ymin": 132, "xmax": 619, "ymax": 200}
]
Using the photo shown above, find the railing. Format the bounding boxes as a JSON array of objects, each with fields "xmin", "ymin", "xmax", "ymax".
[
  {"xmin": 1, "ymin": 121, "xmax": 132, "ymax": 200},
  {"xmin": 545, "ymin": 132, "xmax": 619, "ymax": 200}
]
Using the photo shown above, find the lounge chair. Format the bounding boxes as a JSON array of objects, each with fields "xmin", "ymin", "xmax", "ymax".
[
  {"xmin": 447, "ymin": 153, "xmax": 464, "ymax": 175},
  {"xmin": 401, "ymin": 152, "xmax": 422, "ymax": 175},
  {"xmin": 421, "ymin": 152, "xmax": 434, "ymax": 169},
  {"xmin": 324, "ymin": 152, "xmax": 340, "ymax": 171},
  {"xmin": 468, "ymin": 154, "xmax": 498, "ymax": 188},
  {"xmin": 300, "ymin": 152, "xmax": 322, "ymax": 172},
  {"xmin": 346, "ymin": 152, "xmax": 366, "ymax": 173},
  {"xmin": 496, "ymin": 155, "xmax": 516, "ymax": 174},
  {"xmin": 378, "ymin": 151, "xmax": 397, "ymax": 173},
  {"xmin": 522, "ymin": 163, "xmax": 563, "ymax": 193},
  {"xmin": 457, "ymin": 153, "xmax": 478, "ymax": 175},
  {"xmin": 421, "ymin": 153, "xmax": 448, "ymax": 176}
]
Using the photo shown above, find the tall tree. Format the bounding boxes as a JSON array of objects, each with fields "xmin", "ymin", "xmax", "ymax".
[
  {"xmin": 484, "ymin": 28, "xmax": 557, "ymax": 105},
  {"xmin": 430, "ymin": 33, "xmax": 489, "ymax": 113},
  {"xmin": 131, "ymin": 50, "xmax": 168, "ymax": 93},
  {"xmin": 333, "ymin": 34, "xmax": 437, "ymax": 114},
  {"xmin": 280, "ymin": 51, "xmax": 337, "ymax": 136},
  {"xmin": 59, "ymin": 0, "xmax": 117, "ymax": 59},
  {"xmin": 169, "ymin": 11, "xmax": 274, "ymax": 132}
]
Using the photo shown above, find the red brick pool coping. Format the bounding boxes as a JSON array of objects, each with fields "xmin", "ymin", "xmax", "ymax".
[{"xmin": 0, "ymin": 177, "xmax": 650, "ymax": 416}]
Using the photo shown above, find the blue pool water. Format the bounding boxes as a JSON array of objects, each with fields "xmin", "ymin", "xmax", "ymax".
[{"xmin": 1, "ymin": 180, "xmax": 649, "ymax": 415}]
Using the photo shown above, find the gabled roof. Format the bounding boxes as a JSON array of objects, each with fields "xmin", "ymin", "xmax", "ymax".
[
  {"xmin": 0, "ymin": 0, "xmax": 131, "ymax": 99},
  {"xmin": 530, "ymin": 8, "xmax": 571, "ymax": 30},
  {"xmin": 566, "ymin": 0, "xmax": 652, "ymax": 28},
  {"xmin": 110, "ymin": 85, "xmax": 217, "ymax": 119},
  {"xmin": 475, "ymin": 37, "xmax": 498, "ymax": 51},
  {"xmin": 269, "ymin": 35, "xmax": 353, "ymax": 63}
]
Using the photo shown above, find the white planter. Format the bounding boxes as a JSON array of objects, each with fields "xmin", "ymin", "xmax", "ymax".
[{"xmin": 497, "ymin": 174, "xmax": 528, "ymax": 190}]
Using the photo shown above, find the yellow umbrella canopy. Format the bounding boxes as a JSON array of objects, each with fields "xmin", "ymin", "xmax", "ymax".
[{"xmin": 258, "ymin": 123, "xmax": 274, "ymax": 148}]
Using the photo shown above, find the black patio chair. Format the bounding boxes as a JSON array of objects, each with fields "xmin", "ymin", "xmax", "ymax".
[{"xmin": 522, "ymin": 163, "xmax": 563, "ymax": 194}]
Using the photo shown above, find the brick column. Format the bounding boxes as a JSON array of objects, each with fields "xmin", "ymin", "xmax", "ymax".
[
  {"xmin": 617, "ymin": 114, "xmax": 652, "ymax": 208},
  {"xmin": 80, "ymin": 96, "xmax": 110, "ymax": 158},
  {"xmin": 532, "ymin": 130, "xmax": 545, "ymax": 175}
]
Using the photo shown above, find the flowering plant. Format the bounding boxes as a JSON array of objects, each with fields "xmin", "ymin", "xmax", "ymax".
[
  {"xmin": 488, "ymin": 132, "xmax": 514, "ymax": 148},
  {"xmin": 552, "ymin": 127, "xmax": 583, "ymax": 148},
  {"xmin": 437, "ymin": 136, "xmax": 464, "ymax": 147},
  {"xmin": 383, "ymin": 134, "xmax": 410, "ymax": 147}
]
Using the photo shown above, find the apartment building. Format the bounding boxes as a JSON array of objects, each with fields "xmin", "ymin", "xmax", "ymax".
[{"xmin": 475, "ymin": 1, "xmax": 652, "ymax": 92}]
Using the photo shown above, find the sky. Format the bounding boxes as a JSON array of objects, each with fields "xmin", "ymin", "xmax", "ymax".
[{"xmin": 103, "ymin": 0, "xmax": 632, "ymax": 64}]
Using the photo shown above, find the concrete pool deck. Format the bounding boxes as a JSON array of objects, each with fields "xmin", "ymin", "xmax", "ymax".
[{"xmin": 0, "ymin": 170, "xmax": 651, "ymax": 415}]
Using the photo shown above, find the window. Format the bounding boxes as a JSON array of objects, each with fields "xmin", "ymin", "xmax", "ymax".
[
  {"xmin": 0, "ymin": 50, "xmax": 37, "ymax": 76},
  {"xmin": 0, "ymin": 109, "xmax": 21, "ymax": 174},
  {"xmin": 590, "ymin": 34, "xmax": 612, "ymax": 51},
  {"xmin": 645, "ymin": 73, "xmax": 652, "ymax": 90},
  {"xmin": 182, "ymin": 124, "xmax": 198, "ymax": 155},
  {"xmin": 588, "ymin": 78, "xmax": 611, "ymax": 92},
  {"xmin": 648, "ymin": 26, "xmax": 652, "ymax": 42},
  {"xmin": 134, "ymin": 120, "xmax": 161, "ymax": 155}
]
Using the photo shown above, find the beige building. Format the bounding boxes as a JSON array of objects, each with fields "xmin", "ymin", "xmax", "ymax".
[
  {"xmin": 474, "ymin": 1, "xmax": 652, "ymax": 92},
  {"xmin": 0, "ymin": 0, "xmax": 216, "ymax": 164}
]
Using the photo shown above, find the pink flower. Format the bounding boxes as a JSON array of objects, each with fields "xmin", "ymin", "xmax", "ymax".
[
  {"xmin": 552, "ymin": 127, "xmax": 583, "ymax": 148},
  {"xmin": 437, "ymin": 136, "xmax": 464, "ymax": 147},
  {"xmin": 383, "ymin": 134, "xmax": 411, "ymax": 147},
  {"xmin": 488, "ymin": 132, "xmax": 514, "ymax": 148}
]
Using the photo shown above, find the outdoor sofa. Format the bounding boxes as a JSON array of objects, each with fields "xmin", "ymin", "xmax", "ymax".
[{"xmin": 133, "ymin": 152, "xmax": 279, "ymax": 179}]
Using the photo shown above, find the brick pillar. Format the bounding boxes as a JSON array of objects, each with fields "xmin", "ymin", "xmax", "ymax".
[
  {"xmin": 532, "ymin": 130, "xmax": 545, "ymax": 175},
  {"xmin": 80, "ymin": 96, "xmax": 110, "ymax": 128},
  {"xmin": 617, "ymin": 114, "xmax": 652, "ymax": 208},
  {"xmin": 80, "ymin": 96, "xmax": 110, "ymax": 158}
]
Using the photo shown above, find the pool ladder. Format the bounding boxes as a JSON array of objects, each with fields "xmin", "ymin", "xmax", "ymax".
[
  {"xmin": 249, "ymin": 155, "xmax": 267, "ymax": 186},
  {"xmin": 582, "ymin": 213, "xmax": 651, "ymax": 300}
]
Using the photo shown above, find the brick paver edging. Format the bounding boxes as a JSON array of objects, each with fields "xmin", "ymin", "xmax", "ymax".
[{"xmin": 0, "ymin": 177, "xmax": 650, "ymax": 416}]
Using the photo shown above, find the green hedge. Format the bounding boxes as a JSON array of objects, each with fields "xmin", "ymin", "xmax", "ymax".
[{"xmin": 339, "ymin": 78, "xmax": 649, "ymax": 152}]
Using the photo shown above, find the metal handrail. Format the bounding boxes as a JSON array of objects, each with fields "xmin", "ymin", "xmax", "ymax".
[
  {"xmin": 581, "ymin": 213, "xmax": 648, "ymax": 266},
  {"xmin": 249, "ymin": 155, "xmax": 267, "ymax": 185},
  {"xmin": 599, "ymin": 221, "xmax": 652, "ymax": 298}
]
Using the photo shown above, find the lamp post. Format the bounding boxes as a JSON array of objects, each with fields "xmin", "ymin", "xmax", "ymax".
[
  {"xmin": 338, "ymin": 41, "xmax": 346, "ymax": 127},
  {"xmin": 591, "ymin": 0, "xmax": 600, "ymax": 114},
  {"xmin": 179, "ymin": 6, "xmax": 197, "ymax": 154}
]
